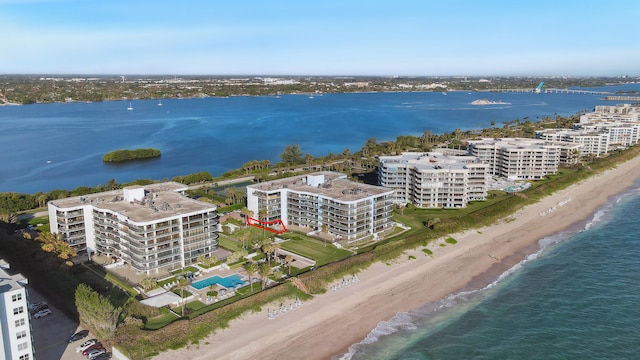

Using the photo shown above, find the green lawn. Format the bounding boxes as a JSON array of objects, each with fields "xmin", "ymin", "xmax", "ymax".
[
  {"xmin": 145, "ymin": 311, "xmax": 179, "ymax": 330},
  {"xmin": 279, "ymin": 233, "xmax": 353, "ymax": 266},
  {"xmin": 218, "ymin": 234, "xmax": 244, "ymax": 253}
]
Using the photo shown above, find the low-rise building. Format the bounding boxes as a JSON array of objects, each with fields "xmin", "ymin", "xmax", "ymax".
[
  {"xmin": 378, "ymin": 152, "xmax": 489, "ymax": 208},
  {"xmin": 0, "ymin": 259, "xmax": 34, "ymax": 360},
  {"xmin": 246, "ymin": 172, "xmax": 394, "ymax": 242},
  {"xmin": 48, "ymin": 182, "xmax": 219, "ymax": 274}
]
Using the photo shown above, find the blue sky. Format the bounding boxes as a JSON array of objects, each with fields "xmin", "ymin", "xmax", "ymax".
[{"xmin": 1, "ymin": 0, "xmax": 638, "ymax": 76}]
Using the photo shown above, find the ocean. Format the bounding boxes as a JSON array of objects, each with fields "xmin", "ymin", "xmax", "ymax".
[
  {"xmin": 2, "ymin": 84, "xmax": 640, "ymax": 194},
  {"xmin": 340, "ymin": 182, "xmax": 640, "ymax": 360}
]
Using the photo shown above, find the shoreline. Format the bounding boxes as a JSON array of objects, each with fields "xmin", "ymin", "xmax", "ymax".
[{"xmin": 152, "ymin": 155, "xmax": 640, "ymax": 360}]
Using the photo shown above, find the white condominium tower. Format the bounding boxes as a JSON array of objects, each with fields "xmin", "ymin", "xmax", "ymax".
[
  {"xmin": 0, "ymin": 259, "xmax": 34, "ymax": 360},
  {"xmin": 467, "ymin": 138, "xmax": 582, "ymax": 180},
  {"xmin": 378, "ymin": 152, "xmax": 489, "ymax": 208},
  {"xmin": 246, "ymin": 172, "xmax": 394, "ymax": 242},
  {"xmin": 48, "ymin": 182, "xmax": 219, "ymax": 275}
]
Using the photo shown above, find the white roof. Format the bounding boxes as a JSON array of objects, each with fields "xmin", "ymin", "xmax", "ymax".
[{"xmin": 140, "ymin": 290, "xmax": 182, "ymax": 308}]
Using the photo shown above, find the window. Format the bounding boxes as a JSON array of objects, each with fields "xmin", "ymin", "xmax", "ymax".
[
  {"xmin": 17, "ymin": 342, "xmax": 28, "ymax": 351},
  {"xmin": 20, "ymin": 355, "xmax": 30, "ymax": 360},
  {"xmin": 13, "ymin": 306, "xmax": 24, "ymax": 315},
  {"xmin": 12, "ymin": 293, "xmax": 23, "ymax": 302},
  {"xmin": 15, "ymin": 318, "xmax": 26, "ymax": 327},
  {"xmin": 16, "ymin": 330, "xmax": 27, "ymax": 339}
]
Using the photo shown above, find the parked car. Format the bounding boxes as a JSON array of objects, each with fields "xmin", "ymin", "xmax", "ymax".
[
  {"xmin": 75, "ymin": 339, "xmax": 97, "ymax": 352},
  {"xmin": 29, "ymin": 304, "xmax": 48, "ymax": 315},
  {"xmin": 91, "ymin": 353, "xmax": 111, "ymax": 360},
  {"xmin": 28, "ymin": 302, "xmax": 47, "ymax": 312},
  {"xmin": 33, "ymin": 309, "xmax": 52, "ymax": 318},
  {"xmin": 87, "ymin": 348, "xmax": 107, "ymax": 359},
  {"xmin": 82, "ymin": 344, "xmax": 103, "ymax": 356},
  {"xmin": 68, "ymin": 330, "xmax": 89, "ymax": 343}
]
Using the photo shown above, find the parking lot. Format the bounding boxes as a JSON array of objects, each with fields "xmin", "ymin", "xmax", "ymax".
[{"xmin": 29, "ymin": 288, "xmax": 108, "ymax": 360}]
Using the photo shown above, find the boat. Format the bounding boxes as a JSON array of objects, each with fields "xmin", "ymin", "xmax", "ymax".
[
  {"xmin": 158, "ymin": 100, "xmax": 163, "ymax": 106},
  {"xmin": 127, "ymin": 102, "xmax": 133, "ymax": 111}
]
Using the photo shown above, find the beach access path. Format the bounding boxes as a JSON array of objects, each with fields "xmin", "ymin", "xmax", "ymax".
[{"xmin": 153, "ymin": 154, "xmax": 640, "ymax": 360}]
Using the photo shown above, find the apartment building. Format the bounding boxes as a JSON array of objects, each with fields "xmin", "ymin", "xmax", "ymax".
[
  {"xmin": 467, "ymin": 138, "xmax": 582, "ymax": 180},
  {"xmin": 246, "ymin": 172, "xmax": 394, "ymax": 242},
  {"xmin": 0, "ymin": 260, "xmax": 34, "ymax": 360},
  {"xmin": 576, "ymin": 122, "xmax": 640, "ymax": 149},
  {"xmin": 378, "ymin": 152, "xmax": 489, "ymax": 208},
  {"xmin": 579, "ymin": 104, "xmax": 640, "ymax": 124},
  {"xmin": 535, "ymin": 129, "xmax": 609, "ymax": 157},
  {"xmin": 48, "ymin": 182, "xmax": 219, "ymax": 274}
]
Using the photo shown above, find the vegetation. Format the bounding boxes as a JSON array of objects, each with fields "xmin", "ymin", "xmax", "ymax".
[
  {"xmin": 75, "ymin": 284, "xmax": 122, "ymax": 339},
  {"xmin": 102, "ymin": 148, "xmax": 161, "ymax": 162}
]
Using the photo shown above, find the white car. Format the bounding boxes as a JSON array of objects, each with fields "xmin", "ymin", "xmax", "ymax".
[
  {"xmin": 33, "ymin": 308, "xmax": 52, "ymax": 318},
  {"xmin": 87, "ymin": 348, "xmax": 107, "ymax": 359},
  {"xmin": 75, "ymin": 339, "xmax": 97, "ymax": 352}
]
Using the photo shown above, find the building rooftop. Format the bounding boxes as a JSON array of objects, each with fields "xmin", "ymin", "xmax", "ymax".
[
  {"xmin": 0, "ymin": 259, "xmax": 28, "ymax": 293},
  {"xmin": 380, "ymin": 152, "xmax": 483, "ymax": 171},
  {"xmin": 468, "ymin": 137, "xmax": 582, "ymax": 150},
  {"xmin": 49, "ymin": 182, "xmax": 216, "ymax": 224},
  {"xmin": 248, "ymin": 171, "xmax": 393, "ymax": 202}
]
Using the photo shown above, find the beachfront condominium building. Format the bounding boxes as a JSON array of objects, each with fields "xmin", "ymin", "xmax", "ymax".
[
  {"xmin": 576, "ymin": 104, "xmax": 640, "ymax": 150},
  {"xmin": 48, "ymin": 182, "xmax": 219, "ymax": 274},
  {"xmin": 378, "ymin": 152, "xmax": 489, "ymax": 208},
  {"xmin": 576, "ymin": 122, "xmax": 640, "ymax": 149},
  {"xmin": 579, "ymin": 104, "xmax": 640, "ymax": 124},
  {"xmin": 467, "ymin": 138, "xmax": 582, "ymax": 180},
  {"xmin": 246, "ymin": 172, "xmax": 394, "ymax": 242},
  {"xmin": 0, "ymin": 259, "xmax": 34, "ymax": 360},
  {"xmin": 535, "ymin": 129, "xmax": 610, "ymax": 157}
]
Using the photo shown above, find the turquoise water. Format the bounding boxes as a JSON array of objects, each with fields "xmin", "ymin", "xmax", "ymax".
[
  {"xmin": 340, "ymin": 183, "xmax": 640, "ymax": 359},
  {"xmin": 191, "ymin": 273, "xmax": 244, "ymax": 290},
  {"xmin": 3, "ymin": 84, "xmax": 640, "ymax": 193}
]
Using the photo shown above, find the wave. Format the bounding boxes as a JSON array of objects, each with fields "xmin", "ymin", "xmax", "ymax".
[{"xmin": 338, "ymin": 186, "xmax": 640, "ymax": 360}]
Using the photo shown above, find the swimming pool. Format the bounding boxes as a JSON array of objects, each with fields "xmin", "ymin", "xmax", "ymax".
[{"xmin": 191, "ymin": 273, "xmax": 244, "ymax": 290}]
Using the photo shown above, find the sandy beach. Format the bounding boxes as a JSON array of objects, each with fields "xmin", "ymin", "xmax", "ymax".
[{"xmin": 152, "ymin": 155, "xmax": 640, "ymax": 360}]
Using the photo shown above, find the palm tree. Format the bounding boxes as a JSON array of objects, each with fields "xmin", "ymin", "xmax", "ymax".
[
  {"xmin": 258, "ymin": 209, "xmax": 268, "ymax": 237},
  {"xmin": 244, "ymin": 262, "xmax": 257, "ymax": 292},
  {"xmin": 284, "ymin": 254, "xmax": 294, "ymax": 275},
  {"xmin": 240, "ymin": 207, "xmax": 253, "ymax": 225},
  {"xmin": 262, "ymin": 243, "xmax": 273, "ymax": 266},
  {"xmin": 106, "ymin": 178, "xmax": 119, "ymax": 191},
  {"xmin": 237, "ymin": 228, "xmax": 250, "ymax": 249},
  {"xmin": 270, "ymin": 242, "xmax": 281, "ymax": 265},
  {"xmin": 177, "ymin": 277, "xmax": 189, "ymax": 317},
  {"xmin": 258, "ymin": 262, "xmax": 272, "ymax": 290}
]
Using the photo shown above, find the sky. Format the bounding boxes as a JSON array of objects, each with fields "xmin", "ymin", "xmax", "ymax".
[{"xmin": 1, "ymin": 0, "xmax": 638, "ymax": 76}]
